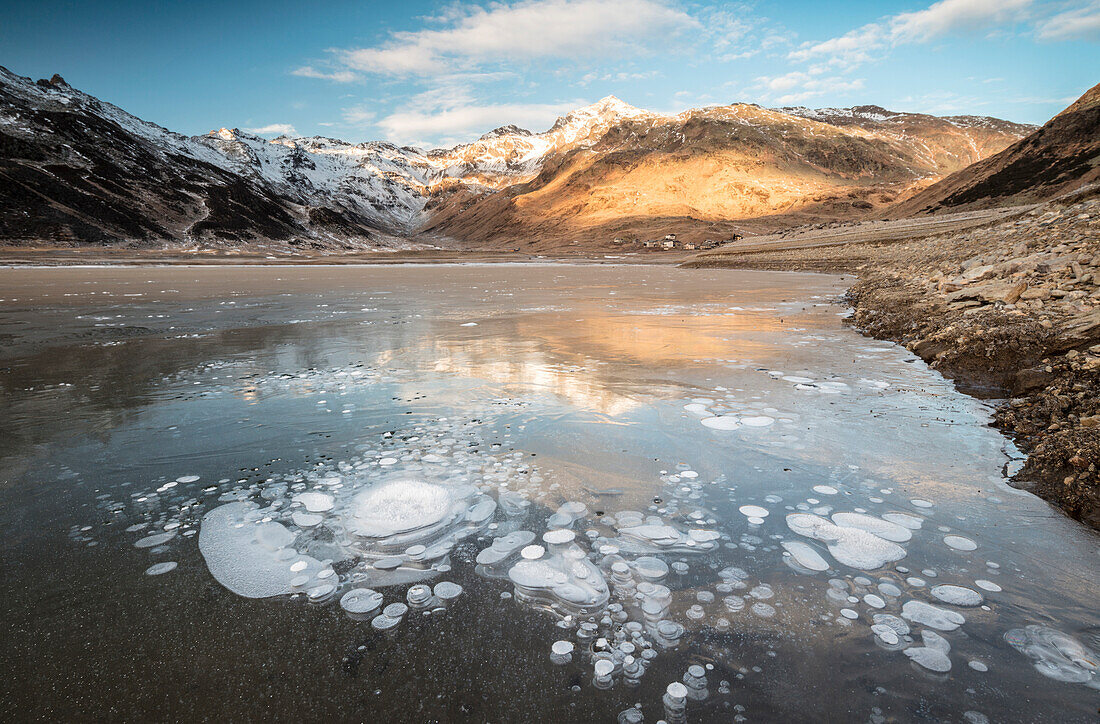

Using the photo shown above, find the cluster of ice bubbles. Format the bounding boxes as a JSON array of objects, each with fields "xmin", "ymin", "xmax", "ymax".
[
  {"xmin": 84, "ymin": 398, "xmax": 1097, "ymax": 708},
  {"xmin": 161, "ymin": 361, "xmax": 392, "ymax": 404}
]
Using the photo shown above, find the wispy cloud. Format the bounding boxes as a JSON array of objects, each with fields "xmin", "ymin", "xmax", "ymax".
[
  {"xmin": 335, "ymin": 0, "xmax": 698, "ymax": 77},
  {"xmin": 245, "ymin": 123, "xmax": 297, "ymax": 136},
  {"xmin": 375, "ymin": 100, "xmax": 583, "ymax": 146},
  {"xmin": 789, "ymin": 0, "xmax": 1037, "ymax": 69},
  {"xmin": 753, "ymin": 72, "xmax": 866, "ymax": 104},
  {"xmin": 1036, "ymin": 1, "xmax": 1100, "ymax": 40},
  {"xmin": 291, "ymin": 66, "xmax": 360, "ymax": 83}
]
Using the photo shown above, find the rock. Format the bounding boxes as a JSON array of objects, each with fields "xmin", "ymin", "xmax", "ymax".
[
  {"xmin": 1081, "ymin": 415, "xmax": 1100, "ymax": 428},
  {"xmin": 961, "ymin": 264, "xmax": 997, "ymax": 282}
]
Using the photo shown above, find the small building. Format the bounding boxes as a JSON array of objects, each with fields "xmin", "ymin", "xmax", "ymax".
[
  {"xmin": 643, "ymin": 239, "xmax": 659, "ymax": 248},
  {"xmin": 664, "ymin": 233, "xmax": 677, "ymax": 241},
  {"xmin": 613, "ymin": 238, "xmax": 624, "ymax": 245},
  {"xmin": 661, "ymin": 238, "xmax": 677, "ymax": 249},
  {"xmin": 684, "ymin": 241, "xmax": 698, "ymax": 250}
]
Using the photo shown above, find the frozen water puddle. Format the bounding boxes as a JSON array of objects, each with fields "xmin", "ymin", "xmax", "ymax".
[{"xmin": 82, "ymin": 399, "xmax": 1093, "ymax": 706}]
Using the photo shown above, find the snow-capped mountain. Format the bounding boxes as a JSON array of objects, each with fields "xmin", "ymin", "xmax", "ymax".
[{"xmin": 0, "ymin": 65, "xmax": 1034, "ymax": 250}]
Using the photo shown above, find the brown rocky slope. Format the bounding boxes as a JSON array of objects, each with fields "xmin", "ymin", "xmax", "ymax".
[
  {"xmin": 891, "ymin": 82, "xmax": 1100, "ymax": 216},
  {"xmin": 420, "ymin": 104, "xmax": 1031, "ymax": 249}
]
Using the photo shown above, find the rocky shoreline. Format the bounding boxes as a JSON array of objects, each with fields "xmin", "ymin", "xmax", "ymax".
[{"xmin": 688, "ymin": 191, "xmax": 1100, "ymax": 530}]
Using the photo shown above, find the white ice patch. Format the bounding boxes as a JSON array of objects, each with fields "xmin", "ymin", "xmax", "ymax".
[
  {"xmin": 293, "ymin": 491, "xmax": 335, "ymax": 513},
  {"xmin": 830, "ymin": 513, "xmax": 912, "ymax": 543},
  {"xmin": 943, "ymin": 535, "xmax": 977, "ymax": 551},
  {"xmin": 930, "ymin": 584, "xmax": 983, "ymax": 607},
  {"xmin": 1004, "ymin": 625, "xmax": 1099, "ymax": 686},
  {"xmin": 700, "ymin": 416, "xmax": 740, "ymax": 430},
  {"xmin": 786, "ymin": 513, "xmax": 906, "ymax": 570},
  {"xmin": 199, "ymin": 502, "xmax": 326, "ymax": 598},
  {"xmin": 901, "ymin": 600, "xmax": 966, "ymax": 631}
]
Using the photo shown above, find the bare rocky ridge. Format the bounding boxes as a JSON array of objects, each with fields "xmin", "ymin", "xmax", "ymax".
[
  {"xmin": 891, "ymin": 82, "xmax": 1100, "ymax": 215},
  {"xmin": 0, "ymin": 66, "xmax": 1031, "ymax": 250}
]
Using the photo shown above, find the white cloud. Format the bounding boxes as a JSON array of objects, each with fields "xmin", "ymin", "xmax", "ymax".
[
  {"xmin": 375, "ymin": 100, "xmax": 582, "ymax": 145},
  {"xmin": 336, "ymin": 0, "xmax": 698, "ymax": 77},
  {"xmin": 788, "ymin": 24, "xmax": 884, "ymax": 67},
  {"xmin": 789, "ymin": 0, "xmax": 1036, "ymax": 69},
  {"xmin": 889, "ymin": 0, "xmax": 1033, "ymax": 42},
  {"xmin": 245, "ymin": 123, "xmax": 297, "ymax": 136},
  {"xmin": 291, "ymin": 66, "xmax": 360, "ymax": 83},
  {"xmin": 754, "ymin": 73, "xmax": 866, "ymax": 104},
  {"xmin": 341, "ymin": 106, "xmax": 377, "ymax": 127},
  {"xmin": 1036, "ymin": 1, "xmax": 1100, "ymax": 41}
]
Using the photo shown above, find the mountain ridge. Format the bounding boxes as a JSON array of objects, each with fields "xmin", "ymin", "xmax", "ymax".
[{"xmin": 0, "ymin": 65, "xmax": 1035, "ymax": 249}]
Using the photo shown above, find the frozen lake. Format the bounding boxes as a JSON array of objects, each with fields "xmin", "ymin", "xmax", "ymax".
[{"xmin": 0, "ymin": 264, "xmax": 1097, "ymax": 722}]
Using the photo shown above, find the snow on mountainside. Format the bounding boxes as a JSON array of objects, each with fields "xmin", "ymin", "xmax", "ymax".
[{"xmin": 0, "ymin": 65, "xmax": 1033, "ymax": 249}]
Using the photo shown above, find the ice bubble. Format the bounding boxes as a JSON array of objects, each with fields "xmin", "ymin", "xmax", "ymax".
[
  {"xmin": 739, "ymin": 505, "xmax": 769, "ymax": 518},
  {"xmin": 594, "ymin": 659, "xmax": 615, "ymax": 677},
  {"xmin": 543, "ymin": 529, "xmax": 575, "ymax": 545},
  {"xmin": 864, "ymin": 594, "xmax": 886, "ymax": 609},
  {"xmin": 633, "ymin": 556, "xmax": 669, "ymax": 580},
  {"xmin": 340, "ymin": 588, "xmax": 383, "ymax": 615},
  {"xmin": 740, "ymin": 416, "xmax": 775, "ymax": 427},
  {"xmin": 521, "ymin": 545, "xmax": 545, "ymax": 560},
  {"xmin": 786, "ymin": 513, "xmax": 906, "ymax": 570},
  {"xmin": 968, "ymin": 660, "xmax": 989, "ymax": 672},
  {"xmin": 783, "ymin": 376, "xmax": 815, "ymax": 384},
  {"xmin": 930, "ymin": 584, "xmax": 983, "ymax": 607},
  {"xmin": 135, "ymin": 532, "xmax": 176, "ymax": 548},
  {"xmin": 552, "ymin": 640, "xmax": 574, "ymax": 655},
  {"xmin": 877, "ymin": 582, "xmax": 902, "ymax": 597},
  {"xmin": 831, "ymin": 513, "xmax": 912, "ymax": 543},
  {"xmin": 407, "ymin": 584, "xmax": 435, "ymax": 608},
  {"xmin": 974, "ymin": 579, "xmax": 1002, "ymax": 592},
  {"xmin": 905, "ymin": 644, "xmax": 952, "ymax": 672},
  {"xmin": 508, "ymin": 538, "xmax": 609, "ymax": 615},
  {"xmin": 686, "ymin": 604, "xmax": 706, "ymax": 620},
  {"xmin": 910, "ymin": 499, "xmax": 933, "ymax": 509},
  {"xmin": 292, "ymin": 511, "xmax": 323, "ymax": 528},
  {"xmin": 882, "ymin": 512, "xmax": 923, "ymax": 530},
  {"xmin": 751, "ymin": 602, "xmax": 776, "ymax": 618},
  {"xmin": 782, "ymin": 540, "xmax": 830, "ymax": 572},
  {"xmin": 383, "ymin": 602, "xmax": 408, "ymax": 618},
  {"xmin": 433, "ymin": 581, "xmax": 463, "ymax": 601},
  {"xmin": 813, "ymin": 485, "xmax": 838, "ymax": 495},
  {"xmin": 840, "ymin": 608, "xmax": 859, "ymax": 620},
  {"xmin": 371, "ymin": 614, "xmax": 401, "ymax": 631},
  {"xmin": 701, "ymin": 416, "xmax": 740, "ymax": 430},
  {"xmin": 943, "ymin": 535, "xmax": 977, "ymax": 551},
  {"xmin": 872, "ymin": 613, "xmax": 910, "ymax": 636},
  {"xmin": 306, "ymin": 583, "xmax": 336, "ymax": 603},
  {"xmin": 683, "ymin": 403, "xmax": 710, "ymax": 415},
  {"xmin": 145, "ymin": 562, "xmax": 177, "ymax": 576},
  {"xmin": 293, "ymin": 491, "xmax": 334, "ymax": 513},
  {"xmin": 871, "ymin": 624, "xmax": 899, "ymax": 645},
  {"xmin": 901, "ymin": 600, "xmax": 965, "ymax": 631},
  {"xmin": 176, "ymin": 475, "xmax": 200, "ymax": 483},
  {"xmin": 199, "ymin": 502, "xmax": 324, "ymax": 598},
  {"xmin": 1004, "ymin": 626, "xmax": 1099, "ymax": 685}
]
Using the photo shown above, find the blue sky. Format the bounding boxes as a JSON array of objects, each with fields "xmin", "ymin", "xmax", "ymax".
[{"xmin": 2, "ymin": 0, "xmax": 1097, "ymax": 147}]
